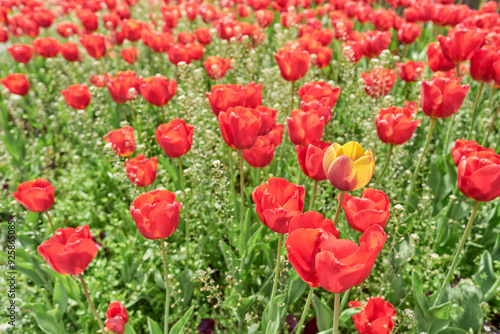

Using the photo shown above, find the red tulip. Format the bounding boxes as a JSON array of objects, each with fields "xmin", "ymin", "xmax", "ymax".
[
  {"xmin": 421, "ymin": 74, "xmax": 469, "ymax": 119},
  {"xmin": 140, "ymin": 76, "xmax": 177, "ymax": 107},
  {"xmin": 105, "ymin": 302, "xmax": 129, "ymax": 334},
  {"xmin": 103, "ymin": 126, "xmax": 136, "ymax": 157},
  {"xmin": 243, "ymin": 136, "xmax": 275, "ymax": 168},
  {"xmin": 56, "ymin": 21, "xmax": 79, "ymax": 38},
  {"xmin": 59, "ymin": 42, "xmax": 80, "ymax": 62},
  {"xmin": 125, "ymin": 155, "xmax": 158, "ymax": 187},
  {"xmin": 167, "ymin": 43, "xmax": 204, "ymax": 65},
  {"xmin": 130, "ymin": 190, "xmax": 181, "ymax": 240},
  {"xmin": 107, "ymin": 71, "xmax": 143, "ymax": 104},
  {"xmin": 62, "ymin": 84, "xmax": 91, "ymax": 110},
  {"xmin": 427, "ymin": 42, "xmax": 455, "ymax": 73},
  {"xmin": 90, "ymin": 73, "xmax": 108, "ymax": 88},
  {"xmin": 32, "ymin": 9, "xmax": 55, "ymax": 29},
  {"xmin": 121, "ymin": 19, "xmax": 143, "ymax": 42},
  {"xmin": 375, "ymin": 107, "xmax": 421, "ymax": 145},
  {"xmin": 77, "ymin": 9, "xmax": 98, "ymax": 32},
  {"xmin": 341, "ymin": 188, "xmax": 390, "ymax": 233},
  {"xmin": 452, "ymin": 139, "xmax": 497, "ymax": 167},
  {"xmin": 362, "ymin": 31, "xmax": 392, "ymax": 59},
  {"xmin": 80, "ymin": 33, "xmax": 107, "ymax": 60},
  {"xmin": 361, "ymin": 68, "xmax": 396, "ymax": 99},
  {"xmin": 458, "ymin": 155, "xmax": 500, "ymax": 202},
  {"xmin": 297, "ymin": 81, "xmax": 341, "ymax": 110},
  {"xmin": 7, "ymin": 44, "xmax": 33, "ymax": 63},
  {"xmin": 195, "ymin": 27, "xmax": 212, "ymax": 45},
  {"xmin": 13, "ymin": 178, "xmax": 55, "ymax": 213},
  {"xmin": 470, "ymin": 48, "xmax": 500, "ymax": 84},
  {"xmin": 371, "ymin": 8, "xmax": 395, "ymax": 31},
  {"xmin": 299, "ymin": 99, "xmax": 332, "ymax": 124},
  {"xmin": 37, "ymin": 225, "xmax": 98, "ymax": 275},
  {"xmin": 396, "ymin": 61, "xmax": 424, "ymax": 83},
  {"xmin": 398, "ymin": 22, "xmax": 421, "ymax": 45},
  {"xmin": 32, "ymin": 37, "xmax": 60, "ymax": 58},
  {"xmin": 316, "ymin": 224, "xmax": 386, "ymax": 293},
  {"xmin": 156, "ymin": 119, "xmax": 194, "ymax": 158},
  {"xmin": 349, "ymin": 297, "xmax": 396, "ymax": 334},
  {"xmin": 253, "ymin": 105, "xmax": 277, "ymax": 135},
  {"xmin": 252, "ymin": 177, "xmax": 305, "ymax": 234},
  {"xmin": 268, "ymin": 124, "xmax": 285, "ymax": 147},
  {"xmin": 295, "ymin": 141, "xmax": 331, "ymax": 181},
  {"xmin": 206, "ymin": 83, "xmax": 262, "ymax": 117},
  {"xmin": 287, "ymin": 108, "xmax": 325, "ymax": 145},
  {"xmin": 177, "ymin": 31, "xmax": 196, "ymax": 45},
  {"xmin": 143, "ymin": 31, "xmax": 175, "ymax": 53},
  {"xmin": 203, "ymin": 56, "xmax": 232, "ymax": 80},
  {"xmin": 274, "ymin": 49, "xmax": 310, "ymax": 82},
  {"xmin": 1, "ymin": 73, "xmax": 30, "ymax": 96},
  {"xmin": 255, "ymin": 9, "xmax": 274, "ymax": 28},
  {"xmin": 286, "ymin": 211, "xmax": 339, "ymax": 287},
  {"xmin": 120, "ymin": 46, "xmax": 138, "ymax": 64},
  {"xmin": 438, "ymin": 29, "xmax": 485, "ymax": 63},
  {"xmin": 219, "ymin": 106, "xmax": 262, "ymax": 150}
]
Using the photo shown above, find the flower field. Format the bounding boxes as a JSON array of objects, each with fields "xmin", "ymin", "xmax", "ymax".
[{"xmin": 1, "ymin": 0, "xmax": 500, "ymax": 333}]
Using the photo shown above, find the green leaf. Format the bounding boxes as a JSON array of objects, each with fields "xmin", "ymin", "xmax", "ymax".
[
  {"xmin": 178, "ymin": 269, "xmax": 194, "ymax": 308},
  {"xmin": 313, "ymin": 295, "xmax": 333, "ymax": 332},
  {"xmin": 53, "ymin": 279, "xmax": 67, "ymax": 319},
  {"xmin": 147, "ymin": 318, "xmax": 163, "ymax": 334},
  {"xmin": 443, "ymin": 279, "xmax": 482, "ymax": 333},
  {"xmin": 170, "ymin": 305, "xmax": 194, "ymax": 334},
  {"xmin": 123, "ymin": 323, "xmax": 138, "ymax": 334},
  {"xmin": 239, "ymin": 208, "xmax": 252, "ymax": 257},
  {"xmin": 474, "ymin": 251, "xmax": 500, "ymax": 302},
  {"xmin": 339, "ymin": 307, "xmax": 362, "ymax": 323},
  {"xmin": 24, "ymin": 303, "xmax": 65, "ymax": 334},
  {"xmin": 261, "ymin": 295, "xmax": 283, "ymax": 334},
  {"xmin": 286, "ymin": 270, "xmax": 308, "ymax": 306}
]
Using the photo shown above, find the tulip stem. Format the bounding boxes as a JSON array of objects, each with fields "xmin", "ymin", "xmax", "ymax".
[
  {"xmin": 45, "ymin": 211, "xmax": 55, "ymax": 234},
  {"xmin": 268, "ymin": 234, "xmax": 284, "ymax": 327},
  {"xmin": 310, "ymin": 181, "xmax": 318, "ymax": 211},
  {"xmin": 160, "ymin": 106, "xmax": 166, "ymax": 123},
  {"xmin": 121, "ymin": 104, "xmax": 128, "ymax": 122},
  {"xmin": 294, "ymin": 286, "xmax": 315, "ymax": 334},
  {"xmin": 240, "ymin": 152, "xmax": 245, "ymax": 231},
  {"xmin": 404, "ymin": 117, "xmax": 436, "ymax": 211},
  {"xmin": 482, "ymin": 103, "xmax": 500, "ymax": 147},
  {"xmin": 467, "ymin": 82, "xmax": 484, "ymax": 139},
  {"xmin": 332, "ymin": 292, "xmax": 341, "ymax": 334},
  {"xmin": 434, "ymin": 185, "xmax": 459, "ymax": 245},
  {"xmin": 443, "ymin": 114, "xmax": 456, "ymax": 156},
  {"xmin": 433, "ymin": 200, "xmax": 480, "ymax": 307},
  {"xmin": 376, "ymin": 144, "xmax": 393, "ymax": 186},
  {"xmin": 177, "ymin": 158, "xmax": 185, "ymax": 191},
  {"xmin": 160, "ymin": 238, "xmax": 170, "ymax": 334},
  {"xmin": 78, "ymin": 274, "xmax": 106, "ymax": 333},
  {"xmin": 290, "ymin": 81, "xmax": 295, "ymax": 111},
  {"xmin": 456, "ymin": 62, "xmax": 461, "ymax": 78},
  {"xmin": 333, "ymin": 192, "xmax": 345, "ymax": 227}
]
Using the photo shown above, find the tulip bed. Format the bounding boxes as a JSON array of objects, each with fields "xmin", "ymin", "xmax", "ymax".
[{"xmin": 2, "ymin": 0, "xmax": 500, "ymax": 333}]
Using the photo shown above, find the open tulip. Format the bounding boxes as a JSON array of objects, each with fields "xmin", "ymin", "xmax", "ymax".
[
  {"xmin": 470, "ymin": 48, "xmax": 500, "ymax": 84},
  {"xmin": 427, "ymin": 42, "xmax": 455, "ymax": 73},
  {"xmin": 37, "ymin": 225, "xmax": 98, "ymax": 275},
  {"xmin": 120, "ymin": 46, "xmax": 138, "ymax": 64},
  {"xmin": 421, "ymin": 74, "xmax": 469, "ymax": 119},
  {"xmin": 206, "ymin": 83, "xmax": 262, "ymax": 117},
  {"xmin": 140, "ymin": 76, "xmax": 177, "ymax": 107},
  {"xmin": 107, "ymin": 71, "xmax": 142, "ymax": 104},
  {"xmin": 452, "ymin": 139, "xmax": 496, "ymax": 166},
  {"xmin": 361, "ymin": 68, "xmax": 396, "ymax": 99},
  {"xmin": 297, "ymin": 81, "xmax": 340, "ymax": 109},
  {"xmin": 287, "ymin": 109, "xmax": 325, "ymax": 146},
  {"xmin": 32, "ymin": 37, "xmax": 60, "ymax": 58},
  {"xmin": 243, "ymin": 136, "xmax": 275, "ymax": 168},
  {"xmin": 362, "ymin": 31, "xmax": 392, "ymax": 59},
  {"xmin": 7, "ymin": 44, "xmax": 33, "ymax": 63},
  {"xmin": 13, "ymin": 178, "xmax": 55, "ymax": 213},
  {"xmin": 203, "ymin": 56, "xmax": 232, "ymax": 80},
  {"xmin": 296, "ymin": 141, "xmax": 331, "ymax": 181},
  {"xmin": 398, "ymin": 21, "xmax": 421, "ymax": 45},
  {"xmin": 80, "ymin": 33, "xmax": 107, "ymax": 59},
  {"xmin": 375, "ymin": 107, "xmax": 421, "ymax": 145},
  {"xmin": 105, "ymin": 302, "xmax": 129, "ymax": 334},
  {"xmin": 218, "ymin": 106, "xmax": 262, "ymax": 150},
  {"xmin": 457, "ymin": 155, "xmax": 500, "ymax": 202},
  {"xmin": 349, "ymin": 297, "xmax": 396, "ymax": 334},
  {"xmin": 103, "ymin": 126, "xmax": 136, "ymax": 157},
  {"xmin": 125, "ymin": 155, "xmax": 158, "ymax": 187},
  {"xmin": 62, "ymin": 84, "xmax": 91, "ymax": 110},
  {"xmin": 274, "ymin": 49, "xmax": 310, "ymax": 82},
  {"xmin": 156, "ymin": 119, "xmax": 194, "ymax": 158},
  {"xmin": 1, "ymin": 73, "xmax": 30, "ymax": 96},
  {"xmin": 438, "ymin": 29, "xmax": 484, "ymax": 64},
  {"xmin": 323, "ymin": 142, "xmax": 375, "ymax": 192},
  {"xmin": 130, "ymin": 190, "xmax": 182, "ymax": 240},
  {"xmin": 340, "ymin": 188, "xmax": 390, "ymax": 232},
  {"xmin": 396, "ymin": 61, "xmax": 424, "ymax": 83},
  {"xmin": 252, "ymin": 177, "xmax": 305, "ymax": 234}
]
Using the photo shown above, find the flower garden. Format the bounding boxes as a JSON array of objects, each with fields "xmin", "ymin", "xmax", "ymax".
[{"xmin": 1, "ymin": 0, "xmax": 500, "ymax": 333}]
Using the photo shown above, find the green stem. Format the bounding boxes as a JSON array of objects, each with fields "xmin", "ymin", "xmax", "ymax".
[
  {"xmin": 376, "ymin": 144, "xmax": 394, "ymax": 186},
  {"xmin": 160, "ymin": 238, "xmax": 170, "ymax": 334},
  {"xmin": 268, "ymin": 234, "xmax": 284, "ymax": 325},
  {"xmin": 160, "ymin": 106, "xmax": 166, "ymax": 123},
  {"xmin": 434, "ymin": 185, "xmax": 459, "ymax": 245},
  {"xmin": 433, "ymin": 201, "xmax": 480, "ymax": 307},
  {"xmin": 294, "ymin": 287, "xmax": 314, "ymax": 334},
  {"xmin": 404, "ymin": 118, "xmax": 437, "ymax": 211},
  {"xmin": 443, "ymin": 114, "xmax": 456, "ymax": 155},
  {"xmin": 333, "ymin": 192, "xmax": 346, "ymax": 227},
  {"xmin": 310, "ymin": 181, "xmax": 318, "ymax": 211},
  {"xmin": 78, "ymin": 274, "xmax": 106, "ymax": 333},
  {"xmin": 332, "ymin": 292, "xmax": 341, "ymax": 334},
  {"xmin": 45, "ymin": 211, "xmax": 55, "ymax": 234},
  {"xmin": 482, "ymin": 103, "xmax": 500, "ymax": 147},
  {"xmin": 467, "ymin": 82, "xmax": 484, "ymax": 139},
  {"xmin": 456, "ymin": 62, "xmax": 460, "ymax": 78},
  {"xmin": 177, "ymin": 158, "xmax": 185, "ymax": 191},
  {"xmin": 290, "ymin": 81, "xmax": 295, "ymax": 111},
  {"xmin": 240, "ymin": 152, "xmax": 245, "ymax": 231}
]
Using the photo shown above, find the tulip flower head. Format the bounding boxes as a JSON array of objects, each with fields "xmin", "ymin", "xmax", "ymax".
[
  {"xmin": 438, "ymin": 29, "xmax": 485, "ymax": 64},
  {"xmin": 218, "ymin": 106, "xmax": 262, "ymax": 150},
  {"xmin": 7, "ymin": 44, "xmax": 33, "ymax": 63},
  {"xmin": 1, "ymin": 73, "xmax": 30, "ymax": 96},
  {"xmin": 421, "ymin": 74, "xmax": 469, "ymax": 119},
  {"xmin": 243, "ymin": 136, "xmax": 276, "ymax": 168},
  {"xmin": 323, "ymin": 142, "xmax": 375, "ymax": 192},
  {"xmin": 457, "ymin": 154, "xmax": 500, "ymax": 202},
  {"xmin": 156, "ymin": 119, "xmax": 194, "ymax": 158},
  {"xmin": 105, "ymin": 302, "xmax": 129, "ymax": 334},
  {"xmin": 206, "ymin": 83, "xmax": 262, "ymax": 117},
  {"xmin": 13, "ymin": 178, "xmax": 55, "ymax": 213},
  {"xmin": 124, "ymin": 155, "xmax": 158, "ymax": 187},
  {"xmin": 295, "ymin": 141, "xmax": 331, "ymax": 181},
  {"xmin": 103, "ymin": 126, "xmax": 136, "ymax": 157},
  {"xmin": 274, "ymin": 48, "xmax": 311, "ymax": 82},
  {"xmin": 203, "ymin": 56, "xmax": 232, "ymax": 80},
  {"xmin": 287, "ymin": 109, "xmax": 325, "ymax": 146},
  {"xmin": 62, "ymin": 84, "xmax": 91, "ymax": 110},
  {"xmin": 452, "ymin": 139, "xmax": 496, "ymax": 167},
  {"xmin": 349, "ymin": 297, "xmax": 396, "ymax": 334},
  {"xmin": 140, "ymin": 76, "xmax": 177, "ymax": 107},
  {"xmin": 375, "ymin": 107, "xmax": 421, "ymax": 145},
  {"xmin": 37, "ymin": 225, "xmax": 98, "ymax": 275},
  {"xmin": 340, "ymin": 188, "xmax": 390, "ymax": 232}
]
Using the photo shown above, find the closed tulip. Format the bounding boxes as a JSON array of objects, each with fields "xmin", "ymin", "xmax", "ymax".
[
  {"xmin": 316, "ymin": 224, "xmax": 387, "ymax": 293},
  {"xmin": 296, "ymin": 141, "xmax": 331, "ymax": 181},
  {"xmin": 361, "ymin": 68, "xmax": 396, "ymax": 99},
  {"xmin": 297, "ymin": 81, "xmax": 341, "ymax": 109},
  {"xmin": 1, "ymin": 73, "xmax": 30, "ymax": 96},
  {"xmin": 421, "ymin": 74, "xmax": 469, "ymax": 119},
  {"xmin": 253, "ymin": 105, "xmax": 277, "ymax": 136},
  {"xmin": 375, "ymin": 107, "xmax": 421, "ymax": 145},
  {"xmin": 452, "ymin": 139, "xmax": 496, "ymax": 167},
  {"xmin": 13, "ymin": 178, "xmax": 55, "ymax": 213},
  {"xmin": 287, "ymin": 109, "xmax": 325, "ymax": 146},
  {"xmin": 206, "ymin": 83, "xmax": 262, "ymax": 117},
  {"xmin": 37, "ymin": 225, "xmax": 98, "ymax": 275},
  {"xmin": 252, "ymin": 177, "xmax": 305, "ymax": 234},
  {"xmin": 62, "ymin": 84, "xmax": 91, "ymax": 110},
  {"xmin": 470, "ymin": 48, "xmax": 500, "ymax": 84},
  {"xmin": 140, "ymin": 76, "xmax": 177, "ymax": 107},
  {"xmin": 7, "ymin": 44, "xmax": 33, "ymax": 63},
  {"xmin": 32, "ymin": 37, "xmax": 60, "ymax": 58},
  {"xmin": 398, "ymin": 21, "xmax": 421, "ymax": 45},
  {"xmin": 341, "ymin": 188, "xmax": 390, "ymax": 232},
  {"xmin": 243, "ymin": 136, "xmax": 275, "ymax": 168},
  {"xmin": 120, "ymin": 46, "xmax": 138, "ymax": 64},
  {"xmin": 130, "ymin": 190, "xmax": 182, "ymax": 240},
  {"xmin": 107, "ymin": 71, "xmax": 142, "ymax": 104},
  {"xmin": 299, "ymin": 99, "xmax": 332, "ymax": 124},
  {"xmin": 286, "ymin": 211, "xmax": 339, "ymax": 287},
  {"xmin": 103, "ymin": 126, "xmax": 136, "ymax": 157},
  {"xmin": 349, "ymin": 297, "xmax": 396, "ymax": 334},
  {"xmin": 195, "ymin": 27, "xmax": 212, "ymax": 45},
  {"xmin": 203, "ymin": 56, "xmax": 232, "ymax": 80},
  {"xmin": 323, "ymin": 141, "xmax": 375, "ymax": 192},
  {"xmin": 78, "ymin": 9, "xmax": 98, "ymax": 32},
  {"xmin": 218, "ymin": 106, "xmax": 262, "ymax": 150},
  {"xmin": 80, "ymin": 33, "xmax": 107, "ymax": 59},
  {"xmin": 274, "ymin": 49, "xmax": 310, "ymax": 82},
  {"xmin": 59, "ymin": 42, "xmax": 80, "ymax": 62},
  {"xmin": 125, "ymin": 155, "xmax": 158, "ymax": 187},
  {"xmin": 458, "ymin": 155, "xmax": 500, "ymax": 202},
  {"xmin": 396, "ymin": 61, "xmax": 424, "ymax": 83},
  {"xmin": 362, "ymin": 31, "xmax": 392, "ymax": 59},
  {"xmin": 105, "ymin": 302, "xmax": 129, "ymax": 334},
  {"xmin": 156, "ymin": 119, "xmax": 194, "ymax": 158}
]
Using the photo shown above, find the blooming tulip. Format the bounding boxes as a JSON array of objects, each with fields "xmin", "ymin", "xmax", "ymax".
[
  {"xmin": 62, "ymin": 84, "xmax": 91, "ymax": 110},
  {"xmin": 451, "ymin": 139, "xmax": 496, "ymax": 167},
  {"xmin": 340, "ymin": 188, "xmax": 390, "ymax": 232},
  {"xmin": 7, "ymin": 44, "xmax": 33, "ymax": 63},
  {"xmin": 103, "ymin": 126, "xmax": 136, "ymax": 157},
  {"xmin": 375, "ymin": 107, "xmax": 421, "ymax": 145},
  {"xmin": 457, "ymin": 155, "xmax": 500, "ymax": 202},
  {"xmin": 396, "ymin": 61, "xmax": 424, "ymax": 83},
  {"xmin": 287, "ymin": 109, "xmax": 325, "ymax": 146},
  {"xmin": 349, "ymin": 297, "xmax": 396, "ymax": 334},
  {"xmin": 120, "ymin": 46, "xmax": 138, "ymax": 64},
  {"xmin": 140, "ymin": 76, "xmax": 177, "ymax": 107},
  {"xmin": 218, "ymin": 107, "xmax": 262, "ymax": 150},
  {"xmin": 13, "ymin": 178, "xmax": 55, "ymax": 213},
  {"xmin": 203, "ymin": 56, "xmax": 232, "ymax": 80},
  {"xmin": 296, "ymin": 141, "xmax": 331, "ymax": 181},
  {"xmin": 274, "ymin": 49, "xmax": 310, "ymax": 82},
  {"xmin": 438, "ymin": 29, "xmax": 484, "ymax": 63},
  {"xmin": 1, "ymin": 73, "xmax": 30, "ymax": 96},
  {"xmin": 427, "ymin": 42, "xmax": 455, "ymax": 73},
  {"xmin": 59, "ymin": 42, "xmax": 80, "ymax": 62},
  {"xmin": 105, "ymin": 302, "xmax": 129, "ymax": 334},
  {"xmin": 80, "ymin": 33, "xmax": 107, "ymax": 59},
  {"xmin": 125, "ymin": 155, "xmax": 158, "ymax": 187},
  {"xmin": 206, "ymin": 83, "xmax": 262, "ymax": 117},
  {"xmin": 156, "ymin": 119, "xmax": 194, "ymax": 158},
  {"xmin": 243, "ymin": 136, "xmax": 276, "ymax": 168},
  {"xmin": 421, "ymin": 74, "xmax": 469, "ymax": 119},
  {"xmin": 297, "ymin": 81, "xmax": 340, "ymax": 109}
]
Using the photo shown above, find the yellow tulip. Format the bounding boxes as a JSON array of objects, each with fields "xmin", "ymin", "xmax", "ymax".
[{"xmin": 322, "ymin": 142, "xmax": 375, "ymax": 191}]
